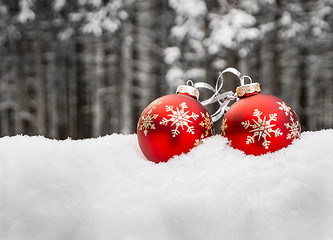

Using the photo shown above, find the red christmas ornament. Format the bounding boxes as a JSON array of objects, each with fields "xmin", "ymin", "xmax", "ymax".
[
  {"xmin": 137, "ymin": 84, "xmax": 215, "ymax": 163},
  {"xmin": 221, "ymin": 82, "xmax": 301, "ymax": 156}
]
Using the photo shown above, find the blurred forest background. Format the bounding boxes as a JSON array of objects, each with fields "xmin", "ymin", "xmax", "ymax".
[{"xmin": 0, "ymin": 0, "xmax": 332, "ymax": 139}]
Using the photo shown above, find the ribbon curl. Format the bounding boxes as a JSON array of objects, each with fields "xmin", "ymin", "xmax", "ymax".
[{"xmin": 190, "ymin": 67, "xmax": 252, "ymax": 122}]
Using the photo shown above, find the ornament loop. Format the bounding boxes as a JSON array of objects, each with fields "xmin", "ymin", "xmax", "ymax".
[
  {"xmin": 186, "ymin": 80, "xmax": 194, "ymax": 86},
  {"xmin": 221, "ymin": 67, "xmax": 242, "ymax": 83},
  {"xmin": 240, "ymin": 75, "xmax": 252, "ymax": 85}
]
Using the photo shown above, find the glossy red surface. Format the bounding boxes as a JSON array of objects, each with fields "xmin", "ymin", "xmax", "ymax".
[
  {"xmin": 221, "ymin": 93, "xmax": 301, "ymax": 156},
  {"xmin": 137, "ymin": 94, "xmax": 214, "ymax": 163}
]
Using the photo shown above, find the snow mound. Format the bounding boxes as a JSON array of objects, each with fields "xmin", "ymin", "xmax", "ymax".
[{"xmin": 1, "ymin": 130, "xmax": 333, "ymax": 240}]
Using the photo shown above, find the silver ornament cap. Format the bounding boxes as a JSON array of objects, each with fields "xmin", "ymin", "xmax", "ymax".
[
  {"xmin": 176, "ymin": 83, "xmax": 200, "ymax": 100},
  {"xmin": 236, "ymin": 82, "xmax": 261, "ymax": 97}
]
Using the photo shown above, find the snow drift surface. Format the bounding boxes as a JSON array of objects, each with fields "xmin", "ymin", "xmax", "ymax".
[{"xmin": 1, "ymin": 130, "xmax": 333, "ymax": 240}]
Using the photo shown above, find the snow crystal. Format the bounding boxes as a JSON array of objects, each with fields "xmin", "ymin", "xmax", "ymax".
[{"xmin": 1, "ymin": 130, "xmax": 333, "ymax": 240}]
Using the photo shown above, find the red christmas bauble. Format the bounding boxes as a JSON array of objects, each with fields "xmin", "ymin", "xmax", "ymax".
[
  {"xmin": 137, "ymin": 86, "xmax": 215, "ymax": 163},
  {"xmin": 221, "ymin": 83, "xmax": 301, "ymax": 156}
]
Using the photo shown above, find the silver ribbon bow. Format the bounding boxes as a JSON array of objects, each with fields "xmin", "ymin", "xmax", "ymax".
[{"xmin": 189, "ymin": 67, "xmax": 252, "ymax": 122}]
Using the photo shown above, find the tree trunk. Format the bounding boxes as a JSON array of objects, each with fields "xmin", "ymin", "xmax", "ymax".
[
  {"xmin": 46, "ymin": 49, "xmax": 58, "ymax": 139},
  {"xmin": 135, "ymin": 0, "xmax": 155, "ymax": 111},
  {"xmin": 271, "ymin": 0, "xmax": 282, "ymax": 96},
  {"xmin": 299, "ymin": 47, "xmax": 308, "ymax": 130},
  {"xmin": 66, "ymin": 41, "xmax": 78, "ymax": 139},
  {"xmin": 120, "ymin": 20, "xmax": 134, "ymax": 134},
  {"xmin": 104, "ymin": 35, "xmax": 119, "ymax": 133},
  {"xmin": 92, "ymin": 38, "xmax": 105, "ymax": 137},
  {"xmin": 75, "ymin": 38, "xmax": 90, "ymax": 139},
  {"xmin": 13, "ymin": 41, "xmax": 24, "ymax": 134},
  {"xmin": 34, "ymin": 1, "xmax": 46, "ymax": 136}
]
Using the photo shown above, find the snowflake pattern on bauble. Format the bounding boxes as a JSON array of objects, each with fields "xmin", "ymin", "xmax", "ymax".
[
  {"xmin": 221, "ymin": 118, "xmax": 228, "ymax": 136},
  {"xmin": 285, "ymin": 120, "xmax": 300, "ymax": 139},
  {"xmin": 199, "ymin": 112, "xmax": 214, "ymax": 136},
  {"xmin": 160, "ymin": 102, "xmax": 199, "ymax": 137},
  {"xmin": 150, "ymin": 99, "xmax": 163, "ymax": 109},
  {"xmin": 194, "ymin": 134, "xmax": 205, "ymax": 146},
  {"xmin": 138, "ymin": 99, "xmax": 162, "ymax": 136},
  {"xmin": 241, "ymin": 109, "xmax": 283, "ymax": 149},
  {"xmin": 277, "ymin": 101, "xmax": 292, "ymax": 116},
  {"xmin": 277, "ymin": 101, "xmax": 300, "ymax": 140},
  {"xmin": 139, "ymin": 109, "xmax": 159, "ymax": 136}
]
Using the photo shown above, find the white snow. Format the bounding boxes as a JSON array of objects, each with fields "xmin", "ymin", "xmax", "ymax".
[
  {"xmin": 52, "ymin": 0, "xmax": 66, "ymax": 11},
  {"xmin": 1, "ymin": 130, "xmax": 333, "ymax": 240},
  {"xmin": 169, "ymin": 0, "xmax": 207, "ymax": 18},
  {"xmin": 169, "ymin": 0, "xmax": 206, "ymax": 42},
  {"xmin": 166, "ymin": 67, "xmax": 184, "ymax": 89},
  {"xmin": 206, "ymin": 9, "xmax": 260, "ymax": 54},
  {"xmin": 17, "ymin": 0, "xmax": 35, "ymax": 23},
  {"xmin": 164, "ymin": 47, "xmax": 181, "ymax": 65}
]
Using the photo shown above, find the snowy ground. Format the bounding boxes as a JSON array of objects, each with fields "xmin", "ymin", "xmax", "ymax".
[{"xmin": 1, "ymin": 130, "xmax": 333, "ymax": 240}]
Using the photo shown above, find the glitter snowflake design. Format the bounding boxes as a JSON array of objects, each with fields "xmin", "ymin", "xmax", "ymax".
[
  {"xmin": 194, "ymin": 134, "xmax": 205, "ymax": 146},
  {"xmin": 138, "ymin": 99, "xmax": 163, "ymax": 136},
  {"xmin": 139, "ymin": 109, "xmax": 159, "ymax": 136},
  {"xmin": 277, "ymin": 101, "xmax": 300, "ymax": 140},
  {"xmin": 241, "ymin": 109, "xmax": 283, "ymax": 149},
  {"xmin": 150, "ymin": 99, "xmax": 163, "ymax": 109},
  {"xmin": 199, "ymin": 112, "xmax": 214, "ymax": 136},
  {"xmin": 160, "ymin": 102, "xmax": 199, "ymax": 137},
  {"xmin": 277, "ymin": 101, "xmax": 292, "ymax": 116},
  {"xmin": 221, "ymin": 118, "xmax": 228, "ymax": 136},
  {"xmin": 285, "ymin": 120, "xmax": 300, "ymax": 139}
]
